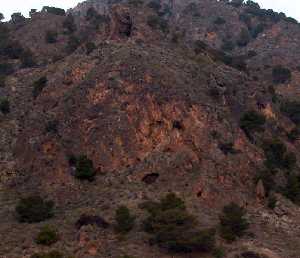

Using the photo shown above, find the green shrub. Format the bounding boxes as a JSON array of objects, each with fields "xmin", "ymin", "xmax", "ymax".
[
  {"xmin": 221, "ymin": 40, "xmax": 235, "ymax": 52},
  {"xmin": 0, "ymin": 97, "xmax": 10, "ymax": 114},
  {"xmin": 42, "ymin": 6, "xmax": 66, "ymax": 16},
  {"xmin": 237, "ymin": 28, "xmax": 251, "ymax": 47},
  {"xmin": 272, "ymin": 65, "xmax": 291, "ymax": 84},
  {"xmin": 250, "ymin": 23, "xmax": 264, "ymax": 38},
  {"xmin": 0, "ymin": 75, "xmax": 5, "ymax": 87},
  {"xmin": 85, "ymin": 42, "xmax": 96, "ymax": 55},
  {"xmin": 284, "ymin": 174, "xmax": 300, "ymax": 204},
  {"xmin": 240, "ymin": 110, "xmax": 265, "ymax": 135},
  {"xmin": 147, "ymin": 0, "xmax": 161, "ymax": 12},
  {"xmin": 147, "ymin": 15, "xmax": 169, "ymax": 33},
  {"xmin": 128, "ymin": 0, "xmax": 144, "ymax": 7},
  {"xmin": 115, "ymin": 206, "xmax": 135, "ymax": 233},
  {"xmin": 263, "ymin": 139, "xmax": 296, "ymax": 170},
  {"xmin": 11, "ymin": 12, "xmax": 26, "ymax": 24},
  {"xmin": 213, "ymin": 247, "xmax": 225, "ymax": 258},
  {"xmin": 142, "ymin": 193, "xmax": 215, "ymax": 253},
  {"xmin": 30, "ymin": 250, "xmax": 64, "ymax": 258},
  {"xmin": 219, "ymin": 202, "xmax": 249, "ymax": 241},
  {"xmin": 0, "ymin": 62, "xmax": 13, "ymax": 75},
  {"xmin": 74, "ymin": 155, "xmax": 96, "ymax": 180},
  {"xmin": 33, "ymin": 76, "xmax": 48, "ymax": 98},
  {"xmin": 280, "ymin": 100, "xmax": 300, "ymax": 125},
  {"xmin": 16, "ymin": 195, "xmax": 54, "ymax": 223},
  {"xmin": 35, "ymin": 225, "xmax": 59, "ymax": 246},
  {"xmin": 45, "ymin": 120, "xmax": 59, "ymax": 134},
  {"xmin": 45, "ymin": 30, "xmax": 58, "ymax": 44}
]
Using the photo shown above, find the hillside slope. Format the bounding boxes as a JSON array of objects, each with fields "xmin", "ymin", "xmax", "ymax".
[{"xmin": 1, "ymin": 1, "xmax": 300, "ymax": 258}]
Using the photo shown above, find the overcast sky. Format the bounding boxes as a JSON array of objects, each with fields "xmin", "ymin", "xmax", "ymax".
[{"xmin": 0, "ymin": 0, "xmax": 299, "ymax": 21}]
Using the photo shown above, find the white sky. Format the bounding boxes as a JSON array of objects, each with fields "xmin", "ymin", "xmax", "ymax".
[{"xmin": 0, "ymin": 0, "xmax": 299, "ymax": 21}]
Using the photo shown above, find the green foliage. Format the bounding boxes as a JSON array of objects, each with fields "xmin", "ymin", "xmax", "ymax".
[
  {"xmin": 263, "ymin": 139, "xmax": 296, "ymax": 170},
  {"xmin": 272, "ymin": 65, "xmax": 291, "ymax": 84},
  {"xmin": 20, "ymin": 49, "xmax": 35, "ymax": 68},
  {"xmin": 128, "ymin": 0, "xmax": 144, "ymax": 7},
  {"xmin": 237, "ymin": 28, "xmax": 251, "ymax": 47},
  {"xmin": 115, "ymin": 206, "xmax": 135, "ymax": 233},
  {"xmin": 66, "ymin": 35, "xmax": 80, "ymax": 54},
  {"xmin": 142, "ymin": 193, "xmax": 215, "ymax": 253},
  {"xmin": 11, "ymin": 12, "xmax": 26, "ymax": 24},
  {"xmin": 284, "ymin": 174, "xmax": 300, "ymax": 204},
  {"xmin": 240, "ymin": 110, "xmax": 266, "ymax": 135},
  {"xmin": 42, "ymin": 6, "xmax": 66, "ymax": 16},
  {"xmin": 229, "ymin": 0, "xmax": 244, "ymax": 8},
  {"xmin": 219, "ymin": 202, "xmax": 249, "ymax": 241},
  {"xmin": 45, "ymin": 30, "xmax": 58, "ymax": 44},
  {"xmin": 30, "ymin": 251, "xmax": 64, "ymax": 258},
  {"xmin": 0, "ymin": 75, "xmax": 5, "ymax": 87},
  {"xmin": 250, "ymin": 23, "xmax": 264, "ymax": 38},
  {"xmin": 85, "ymin": 42, "xmax": 96, "ymax": 55},
  {"xmin": 45, "ymin": 120, "xmax": 59, "ymax": 134},
  {"xmin": 119, "ymin": 256, "xmax": 136, "ymax": 258},
  {"xmin": 0, "ymin": 98, "xmax": 10, "ymax": 114},
  {"xmin": 0, "ymin": 62, "xmax": 13, "ymax": 75},
  {"xmin": 147, "ymin": 15, "xmax": 169, "ymax": 33},
  {"xmin": 74, "ymin": 155, "xmax": 96, "ymax": 180},
  {"xmin": 35, "ymin": 225, "xmax": 59, "ymax": 246},
  {"xmin": 0, "ymin": 13, "xmax": 4, "ymax": 21},
  {"xmin": 16, "ymin": 195, "xmax": 54, "ymax": 223},
  {"xmin": 213, "ymin": 247, "xmax": 225, "ymax": 258},
  {"xmin": 63, "ymin": 14, "xmax": 76, "ymax": 34},
  {"xmin": 33, "ymin": 76, "xmax": 48, "ymax": 98},
  {"xmin": 280, "ymin": 100, "xmax": 300, "ymax": 125}
]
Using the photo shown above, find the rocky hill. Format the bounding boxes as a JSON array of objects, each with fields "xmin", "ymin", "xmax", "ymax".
[{"xmin": 1, "ymin": 1, "xmax": 300, "ymax": 257}]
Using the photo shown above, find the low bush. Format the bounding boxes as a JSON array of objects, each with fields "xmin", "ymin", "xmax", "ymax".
[
  {"xmin": 272, "ymin": 65, "xmax": 291, "ymax": 84},
  {"xmin": 237, "ymin": 28, "xmax": 251, "ymax": 47},
  {"xmin": 0, "ymin": 97, "xmax": 10, "ymax": 114},
  {"xmin": 35, "ymin": 225, "xmax": 59, "ymax": 246},
  {"xmin": 66, "ymin": 35, "xmax": 80, "ymax": 54},
  {"xmin": 74, "ymin": 155, "xmax": 96, "ymax": 180},
  {"xmin": 20, "ymin": 49, "xmax": 35, "ymax": 68},
  {"xmin": 115, "ymin": 206, "xmax": 135, "ymax": 233},
  {"xmin": 142, "ymin": 193, "xmax": 215, "ymax": 253},
  {"xmin": 42, "ymin": 6, "xmax": 66, "ymax": 16},
  {"xmin": 63, "ymin": 14, "xmax": 76, "ymax": 34},
  {"xmin": 240, "ymin": 110, "xmax": 265, "ymax": 135},
  {"xmin": 16, "ymin": 195, "xmax": 54, "ymax": 223},
  {"xmin": 219, "ymin": 202, "xmax": 249, "ymax": 241},
  {"xmin": 263, "ymin": 139, "xmax": 296, "ymax": 170},
  {"xmin": 214, "ymin": 17, "xmax": 226, "ymax": 25}
]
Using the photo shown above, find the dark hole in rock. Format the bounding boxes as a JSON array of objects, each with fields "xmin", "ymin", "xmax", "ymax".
[
  {"xmin": 173, "ymin": 120, "xmax": 183, "ymax": 130},
  {"xmin": 75, "ymin": 215, "xmax": 109, "ymax": 230},
  {"xmin": 197, "ymin": 191, "xmax": 202, "ymax": 197},
  {"xmin": 142, "ymin": 173, "xmax": 159, "ymax": 184}
]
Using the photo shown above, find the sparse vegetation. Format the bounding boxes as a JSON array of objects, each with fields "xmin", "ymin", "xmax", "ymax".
[
  {"xmin": 219, "ymin": 202, "xmax": 249, "ymax": 241},
  {"xmin": 74, "ymin": 155, "xmax": 96, "ymax": 180},
  {"xmin": 214, "ymin": 17, "xmax": 226, "ymax": 25},
  {"xmin": 66, "ymin": 35, "xmax": 80, "ymax": 54},
  {"xmin": 20, "ymin": 49, "xmax": 35, "ymax": 68},
  {"xmin": 115, "ymin": 206, "xmax": 135, "ymax": 233},
  {"xmin": 16, "ymin": 195, "xmax": 54, "ymax": 223},
  {"xmin": 35, "ymin": 225, "xmax": 59, "ymax": 246},
  {"xmin": 142, "ymin": 193, "xmax": 215, "ymax": 253},
  {"xmin": 272, "ymin": 65, "xmax": 291, "ymax": 84},
  {"xmin": 284, "ymin": 174, "xmax": 300, "ymax": 204}
]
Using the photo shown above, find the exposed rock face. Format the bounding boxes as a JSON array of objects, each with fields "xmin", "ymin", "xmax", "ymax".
[{"xmin": 1, "ymin": 0, "xmax": 300, "ymax": 258}]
